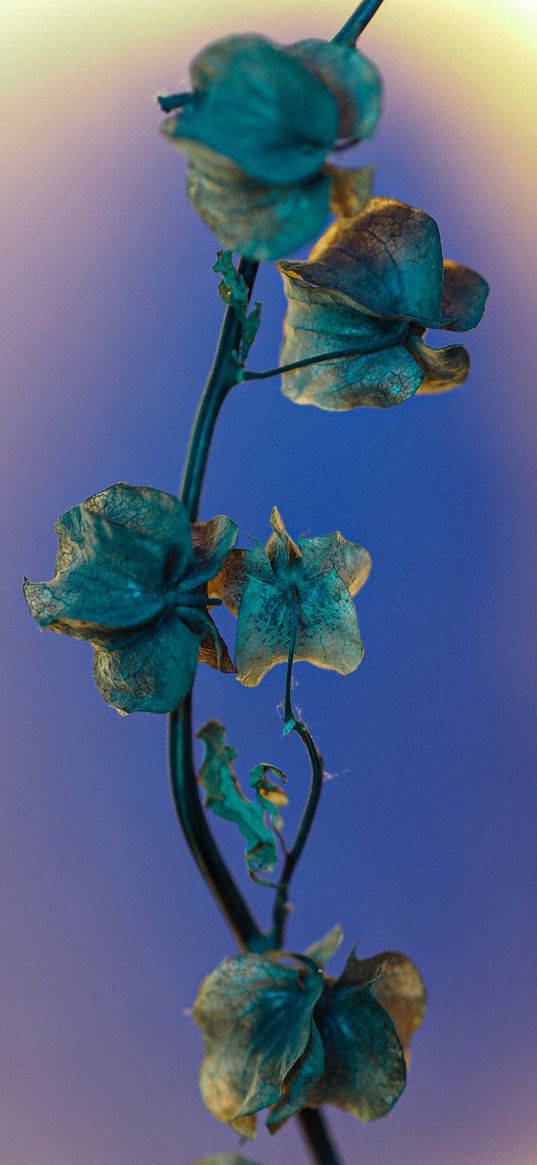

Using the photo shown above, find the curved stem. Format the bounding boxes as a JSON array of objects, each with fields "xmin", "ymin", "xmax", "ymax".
[
  {"xmin": 299, "ymin": 1109, "xmax": 343, "ymax": 1165},
  {"xmin": 180, "ymin": 256, "xmax": 258, "ymax": 521},
  {"xmin": 243, "ymin": 347, "xmax": 365, "ymax": 382},
  {"xmin": 334, "ymin": 0, "xmax": 386, "ymax": 45},
  {"xmin": 272, "ymin": 594, "xmax": 325, "ymax": 949},
  {"xmin": 168, "ymin": 696, "xmax": 262, "ymax": 950}
]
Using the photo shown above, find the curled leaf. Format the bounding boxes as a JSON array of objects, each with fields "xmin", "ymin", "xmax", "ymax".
[
  {"xmin": 212, "ymin": 251, "xmax": 262, "ymax": 359},
  {"xmin": 249, "ymin": 763, "xmax": 288, "ymax": 835},
  {"xmin": 197, "ymin": 721, "xmax": 284, "ymax": 875}
]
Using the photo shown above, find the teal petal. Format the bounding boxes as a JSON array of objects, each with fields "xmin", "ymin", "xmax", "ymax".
[
  {"xmin": 309, "ymin": 975, "xmax": 406, "ymax": 1120},
  {"xmin": 267, "ymin": 1021, "xmax": 325, "ymax": 1129},
  {"xmin": 280, "ymin": 198, "xmax": 445, "ymax": 324},
  {"xmin": 210, "ymin": 545, "xmax": 273, "ymax": 614},
  {"xmin": 299, "ymin": 532, "xmax": 371, "ymax": 596},
  {"xmin": 188, "ymin": 515, "xmax": 239, "ymax": 585},
  {"xmin": 164, "ymin": 37, "xmax": 339, "ymax": 186},
  {"xmin": 84, "ymin": 482, "xmax": 192, "ymax": 558},
  {"xmin": 186, "ymin": 162, "xmax": 331, "ymax": 261},
  {"xmin": 440, "ymin": 259, "xmax": 490, "ymax": 331},
  {"xmin": 370, "ymin": 951, "xmax": 427, "ymax": 1057},
  {"xmin": 23, "ymin": 557, "xmax": 163, "ymax": 637},
  {"xmin": 290, "ymin": 40, "xmax": 382, "ymax": 139},
  {"xmin": 265, "ymin": 505, "xmax": 301, "ymax": 571},
  {"xmin": 233, "ymin": 565, "xmax": 364, "ymax": 686},
  {"xmin": 282, "ymin": 343, "xmax": 424, "ymax": 410},
  {"xmin": 92, "ymin": 611, "xmax": 200, "ymax": 713},
  {"xmin": 193, "ymin": 953, "xmax": 323, "ymax": 1136}
]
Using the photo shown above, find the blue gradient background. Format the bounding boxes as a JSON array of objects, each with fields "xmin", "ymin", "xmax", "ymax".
[{"xmin": 2, "ymin": 3, "xmax": 536, "ymax": 1163}]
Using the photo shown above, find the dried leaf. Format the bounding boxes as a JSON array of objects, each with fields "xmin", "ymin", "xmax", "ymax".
[
  {"xmin": 212, "ymin": 508, "xmax": 371, "ymax": 686},
  {"xmin": 193, "ymin": 952, "xmax": 323, "ymax": 1136},
  {"xmin": 197, "ymin": 721, "xmax": 282, "ymax": 874},
  {"xmin": 371, "ymin": 951, "xmax": 427, "ymax": 1059},
  {"xmin": 248, "ymin": 763, "xmax": 288, "ymax": 834}
]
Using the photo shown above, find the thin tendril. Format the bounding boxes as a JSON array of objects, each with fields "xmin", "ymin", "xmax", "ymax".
[
  {"xmin": 333, "ymin": 0, "xmax": 386, "ymax": 45},
  {"xmin": 271, "ymin": 589, "xmax": 325, "ymax": 949}
]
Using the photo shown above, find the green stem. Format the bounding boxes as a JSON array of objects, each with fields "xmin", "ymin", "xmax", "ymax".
[
  {"xmin": 299, "ymin": 1109, "xmax": 343, "ymax": 1165},
  {"xmin": 272, "ymin": 593, "xmax": 325, "ymax": 949},
  {"xmin": 243, "ymin": 336, "xmax": 404, "ymax": 383},
  {"xmin": 334, "ymin": 0, "xmax": 386, "ymax": 44},
  {"xmin": 243, "ymin": 347, "xmax": 366, "ymax": 382},
  {"xmin": 168, "ymin": 697, "xmax": 262, "ymax": 950},
  {"xmin": 157, "ymin": 91, "xmax": 194, "ymax": 113},
  {"xmin": 181, "ymin": 256, "xmax": 259, "ymax": 521}
]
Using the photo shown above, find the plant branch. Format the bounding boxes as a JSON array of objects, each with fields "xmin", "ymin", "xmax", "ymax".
[
  {"xmin": 271, "ymin": 592, "xmax": 325, "ymax": 949},
  {"xmin": 243, "ymin": 347, "xmax": 366, "ymax": 382},
  {"xmin": 180, "ymin": 256, "xmax": 258, "ymax": 521},
  {"xmin": 334, "ymin": 0, "xmax": 386, "ymax": 45},
  {"xmin": 298, "ymin": 1109, "xmax": 343, "ymax": 1165},
  {"xmin": 168, "ymin": 697, "xmax": 262, "ymax": 951}
]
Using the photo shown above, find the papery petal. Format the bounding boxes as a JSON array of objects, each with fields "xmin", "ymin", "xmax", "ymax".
[
  {"xmin": 299, "ymin": 532, "xmax": 371, "ymax": 596},
  {"xmin": 85, "ymin": 482, "xmax": 192, "ymax": 554},
  {"xmin": 280, "ymin": 198, "xmax": 445, "ymax": 324},
  {"xmin": 290, "ymin": 40, "xmax": 382, "ymax": 139},
  {"xmin": 234, "ymin": 567, "xmax": 365, "ymax": 686},
  {"xmin": 233, "ymin": 576, "xmax": 294, "ymax": 686},
  {"xmin": 188, "ymin": 515, "xmax": 239, "ymax": 585},
  {"xmin": 265, "ymin": 506, "xmax": 301, "ymax": 570},
  {"xmin": 198, "ymin": 620, "xmax": 236, "ymax": 674},
  {"xmin": 326, "ymin": 163, "xmax": 374, "ymax": 222},
  {"xmin": 210, "ymin": 545, "xmax": 273, "ymax": 613},
  {"xmin": 92, "ymin": 611, "xmax": 200, "ymax": 713},
  {"xmin": 193, "ymin": 953, "xmax": 323, "ymax": 1136},
  {"xmin": 309, "ymin": 980, "xmax": 406, "ymax": 1120},
  {"xmin": 371, "ymin": 952, "xmax": 427, "ymax": 1057},
  {"xmin": 283, "ymin": 343, "xmax": 424, "ymax": 410},
  {"xmin": 267, "ymin": 1022, "xmax": 325, "ymax": 1129},
  {"xmin": 440, "ymin": 259, "xmax": 489, "ymax": 331},
  {"xmin": 297, "ymin": 567, "xmax": 365, "ymax": 674},
  {"xmin": 280, "ymin": 269, "xmax": 408, "ymax": 355},
  {"xmin": 187, "ymin": 162, "xmax": 331, "ymax": 261},
  {"xmin": 410, "ymin": 335, "xmax": 470, "ymax": 393},
  {"xmin": 23, "ymin": 558, "xmax": 163, "ymax": 638},
  {"xmin": 163, "ymin": 38, "xmax": 339, "ymax": 185}
]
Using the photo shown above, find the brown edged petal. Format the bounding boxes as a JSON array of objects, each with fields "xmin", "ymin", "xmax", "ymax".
[
  {"xmin": 441, "ymin": 259, "xmax": 489, "ymax": 331},
  {"xmin": 410, "ymin": 335, "xmax": 470, "ymax": 393},
  {"xmin": 279, "ymin": 198, "xmax": 445, "ymax": 325}
]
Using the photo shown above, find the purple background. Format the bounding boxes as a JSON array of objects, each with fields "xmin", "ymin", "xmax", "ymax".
[{"xmin": 2, "ymin": 7, "xmax": 536, "ymax": 1164}]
